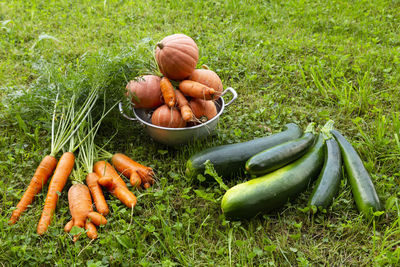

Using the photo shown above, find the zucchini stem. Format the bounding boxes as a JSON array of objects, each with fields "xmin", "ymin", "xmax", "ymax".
[
  {"xmin": 304, "ymin": 122, "xmax": 316, "ymax": 134},
  {"xmin": 321, "ymin": 120, "xmax": 335, "ymax": 140}
]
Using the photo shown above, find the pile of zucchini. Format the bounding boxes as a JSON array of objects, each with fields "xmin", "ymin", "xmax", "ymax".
[{"xmin": 186, "ymin": 121, "xmax": 382, "ymax": 219}]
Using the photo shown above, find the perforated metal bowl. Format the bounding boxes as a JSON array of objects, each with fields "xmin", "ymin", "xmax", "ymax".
[{"xmin": 119, "ymin": 87, "xmax": 237, "ymax": 146}]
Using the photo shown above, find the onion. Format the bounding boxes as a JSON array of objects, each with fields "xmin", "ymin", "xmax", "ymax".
[
  {"xmin": 151, "ymin": 105, "xmax": 186, "ymax": 128},
  {"xmin": 126, "ymin": 75, "xmax": 162, "ymax": 109},
  {"xmin": 189, "ymin": 98, "xmax": 217, "ymax": 123}
]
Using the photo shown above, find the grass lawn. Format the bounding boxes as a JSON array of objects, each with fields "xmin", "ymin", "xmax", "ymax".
[{"xmin": 1, "ymin": 0, "xmax": 400, "ymax": 266}]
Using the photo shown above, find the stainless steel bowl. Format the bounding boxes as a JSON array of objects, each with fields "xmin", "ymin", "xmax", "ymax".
[{"xmin": 119, "ymin": 87, "xmax": 237, "ymax": 146}]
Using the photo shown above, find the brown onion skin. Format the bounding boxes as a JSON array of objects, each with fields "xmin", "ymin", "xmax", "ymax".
[
  {"xmin": 126, "ymin": 75, "xmax": 162, "ymax": 109},
  {"xmin": 188, "ymin": 69, "xmax": 223, "ymax": 96},
  {"xmin": 189, "ymin": 98, "xmax": 217, "ymax": 123},
  {"xmin": 151, "ymin": 105, "xmax": 186, "ymax": 128},
  {"xmin": 155, "ymin": 34, "xmax": 198, "ymax": 80}
]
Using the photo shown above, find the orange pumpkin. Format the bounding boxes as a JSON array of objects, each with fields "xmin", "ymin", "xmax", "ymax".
[
  {"xmin": 189, "ymin": 98, "xmax": 217, "ymax": 123},
  {"xmin": 188, "ymin": 68, "xmax": 223, "ymax": 95},
  {"xmin": 125, "ymin": 75, "xmax": 162, "ymax": 109},
  {"xmin": 155, "ymin": 34, "xmax": 198, "ymax": 80},
  {"xmin": 151, "ymin": 105, "xmax": 186, "ymax": 128}
]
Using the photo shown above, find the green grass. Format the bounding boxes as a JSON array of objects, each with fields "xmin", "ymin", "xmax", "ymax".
[{"xmin": 1, "ymin": 0, "xmax": 400, "ymax": 265}]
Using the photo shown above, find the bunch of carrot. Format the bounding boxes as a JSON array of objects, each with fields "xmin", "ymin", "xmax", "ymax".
[
  {"xmin": 9, "ymin": 88, "xmax": 155, "ymax": 242},
  {"xmin": 63, "ymin": 152, "xmax": 155, "ymax": 242},
  {"xmin": 9, "ymin": 91, "xmax": 98, "ymax": 233},
  {"xmin": 10, "ymin": 140, "xmax": 154, "ymax": 242},
  {"xmin": 62, "ymin": 112, "xmax": 155, "ymax": 241}
]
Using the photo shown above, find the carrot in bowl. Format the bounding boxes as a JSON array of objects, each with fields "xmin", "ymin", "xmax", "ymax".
[
  {"xmin": 175, "ymin": 89, "xmax": 194, "ymax": 122},
  {"xmin": 160, "ymin": 77, "xmax": 176, "ymax": 108},
  {"xmin": 179, "ymin": 80, "xmax": 217, "ymax": 100}
]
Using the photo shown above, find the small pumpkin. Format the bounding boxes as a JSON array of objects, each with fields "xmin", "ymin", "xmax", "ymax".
[
  {"xmin": 155, "ymin": 34, "xmax": 199, "ymax": 80},
  {"xmin": 151, "ymin": 105, "xmax": 186, "ymax": 128},
  {"xmin": 188, "ymin": 68, "xmax": 223, "ymax": 96},
  {"xmin": 189, "ymin": 98, "xmax": 218, "ymax": 123},
  {"xmin": 126, "ymin": 75, "xmax": 162, "ymax": 109}
]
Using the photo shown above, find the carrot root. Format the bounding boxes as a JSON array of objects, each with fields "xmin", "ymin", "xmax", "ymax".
[
  {"xmin": 112, "ymin": 185, "xmax": 137, "ymax": 208},
  {"xmin": 180, "ymin": 105, "xmax": 194, "ymax": 122},
  {"xmin": 86, "ymin": 172, "xmax": 109, "ymax": 215},
  {"xmin": 94, "ymin": 160, "xmax": 137, "ymax": 208},
  {"xmin": 37, "ymin": 152, "xmax": 75, "ymax": 235},
  {"xmin": 85, "ymin": 221, "xmax": 98, "ymax": 240},
  {"xmin": 130, "ymin": 171, "xmax": 142, "ymax": 188},
  {"xmin": 65, "ymin": 184, "xmax": 102, "ymax": 242},
  {"xmin": 87, "ymin": 211, "xmax": 107, "ymax": 226},
  {"xmin": 179, "ymin": 80, "xmax": 216, "ymax": 100},
  {"xmin": 160, "ymin": 77, "xmax": 176, "ymax": 108},
  {"xmin": 64, "ymin": 220, "xmax": 74, "ymax": 233},
  {"xmin": 175, "ymin": 90, "xmax": 194, "ymax": 122},
  {"xmin": 9, "ymin": 155, "xmax": 57, "ymax": 225},
  {"xmin": 111, "ymin": 153, "xmax": 155, "ymax": 189},
  {"xmin": 94, "ymin": 161, "xmax": 127, "ymax": 188}
]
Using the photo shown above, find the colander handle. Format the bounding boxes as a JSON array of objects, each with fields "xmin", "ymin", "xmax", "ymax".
[
  {"xmin": 221, "ymin": 87, "xmax": 238, "ymax": 107},
  {"xmin": 118, "ymin": 102, "xmax": 137, "ymax": 121}
]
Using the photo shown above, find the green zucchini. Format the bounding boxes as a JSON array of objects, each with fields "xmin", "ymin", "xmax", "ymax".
[
  {"xmin": 186, "ymin": 123, "xmax": 303, "ymax": 179},
  {"xmin": 245, "ymin": 123, "xmax": 316, "ymax": 175},
  {"xmin": 221, "ymin": 134, "xmax": 325, "ymax": 219},
  {"xmin": 331, "ymin": 129, "xmax": 382, "ymax": 218},
  {"xmin": 308, "ymin": 121, "xmax": 342, "ymax": 209}
]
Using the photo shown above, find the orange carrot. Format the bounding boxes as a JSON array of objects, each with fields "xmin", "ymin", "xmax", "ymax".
[
  {"xmin": 87, "ymin": 211, "xmax": 107, "ymax": 226},
  {"xmin": 9, "ymin": 155, "xmax": 58, "ymax": 225},
  {"xmin": 68, "ymin": 184, "xmax": 92, "ymax": 228},
  {"xmin": 97, "ymin": 175, "xmax": 113, "ymax": 188},
  {"xmin": 85, "ymin": 221, "xmax": 98, "ymax": 240},
  {"xmin": 65, "ymin": 183, "xmax": 92, "ymax": 242},
  {"xmin": 86, "ymin": 172, "xmax": 109, "ymax": 215},
  {"xmin": 37, "ymin": 152, "xmax": 75, "ymax": 235},
  {"xmin": 175, "ymin": 90, "xmax": 194, "ymax": 122},
  {"xmin": 180, "ymin": 105, "xmax": 195, "ymax": 122},
  {"xmin": 94, "ymin": 161, "xmax": 137, "ymax": 208},
  {"xmin": 111, "ymin": 153, "xmax": 155, "ymax": 189},
  {"xmin": 160, "ymin": 77, "xmax": 176, "ymax": 108},
  {"xmin": 110, "ymin": 185, "xmax": 137, "ymax": 208},
  {"xmin": 175, "ymin": 89, "xmax": 189, "ymax": 106},
  {"xmin": 94, "ymin": 161, "xmax": 127, "ymax": 188},
  {"xmin": 64, "ymin": 220, "xmax": 74, "ymax": 232},
  {"xmin": 64, "ymin": 183, "xmax": 104, "ymax": 241},
  {"xmin": 179, "ymin": 80, "xmax": 217, "ymax": 100},
  {"xmin": 129, "ymin": 171, "xmax": 142, "ymax": 188}
]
